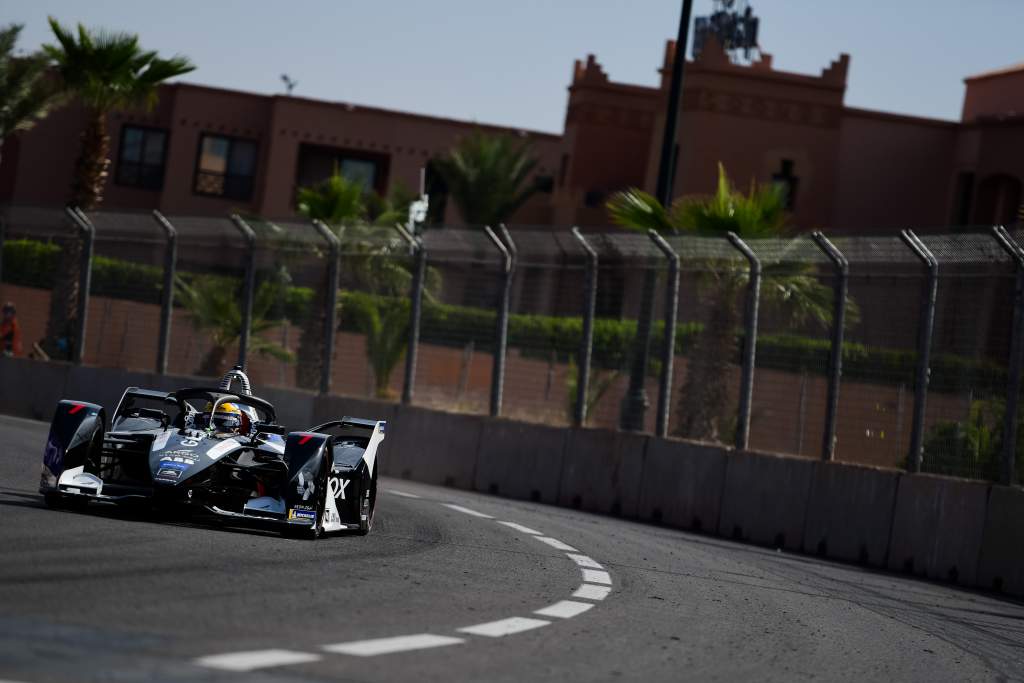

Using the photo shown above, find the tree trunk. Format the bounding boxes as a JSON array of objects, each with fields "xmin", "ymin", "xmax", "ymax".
[
  {"xmin": 197, "ymin": 345, "xmax": 228, "ymax": 378},
  {"xmin": 41, "ymin": 109, "xmax": 111, "ymax": 358},
  {"xmin": 294, "ymin": 277, "xmax": 327, "ymax": 390},
  {"xmin": 73, "ymin": 108, "xmax": 111, "ymax": 210},
  {"xmin": 675, "ymin": 289, "xmax": 739, "ymax": 441}
]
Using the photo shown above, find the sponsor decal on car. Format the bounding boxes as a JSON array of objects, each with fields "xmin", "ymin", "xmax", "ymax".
[
  {"xmin": 158, "ymin": 460, "xmax": 189, "ymax": 470},
  {"xmin": 156, "ymin": 468, "xmax": 181, "ymax": 480},
  {"xmin": 328, "ymin": 475, "xmax": 351, "ymax": 501},
  {"xmin": 288, "ymin": 508, "xmax": 316, "ymax": 523},
  {"xmin": 296, "ymin": 470, "xmax": 316, "ymax": 500}
]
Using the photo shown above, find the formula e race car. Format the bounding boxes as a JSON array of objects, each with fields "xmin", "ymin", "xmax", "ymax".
[{"xmin": 38, "ymin": 366, "xmax": 385, "ymax": 539}]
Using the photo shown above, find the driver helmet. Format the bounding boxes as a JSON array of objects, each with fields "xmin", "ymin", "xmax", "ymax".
[{"xmin": 197, "ymin": 402, "xmax": 250, "ymax": 436}]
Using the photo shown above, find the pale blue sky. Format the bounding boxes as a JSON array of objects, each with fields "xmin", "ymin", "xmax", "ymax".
[{"xmin": 7, "ymin": 1, "xmax": 1023, "ymax": 133}]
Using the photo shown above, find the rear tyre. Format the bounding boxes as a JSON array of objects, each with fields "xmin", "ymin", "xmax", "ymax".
[{"xmin": 355, "ymin": 472, "xmax": 377, "ymax": 536}]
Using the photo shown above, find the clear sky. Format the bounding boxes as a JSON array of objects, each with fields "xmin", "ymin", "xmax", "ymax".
[{"xmin": 6, "ymin": 1, "xmax": 1023, "ymax": 133}]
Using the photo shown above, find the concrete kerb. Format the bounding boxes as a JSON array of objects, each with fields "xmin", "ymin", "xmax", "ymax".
[
  {"xmin": 803, "ymin": 461, "xmax": 901, "ymax": 567},
  {"xmin": 717, "ymin": 449, "xmax": 816, "ymax": 552},
  {"xmin": 472, "ymin": 418, "xmax": 568, "ymax": 504},
  {"xmin": 637, "ymin": 436, "xmax": 728, "ymax": 533},
  {"xmin": 977, "ymin": 485, "xmax": 1024, "ymax": 595},
  {"xmin": 887, "ymin": 473, "xmax": 991, "ymax": 585},
  {"xmin": 557, "ymin": 427, "xmax": 649, "ymax": 518}
]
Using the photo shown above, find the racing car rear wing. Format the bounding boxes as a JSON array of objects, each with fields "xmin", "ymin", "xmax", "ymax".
[
  {"xmin": 112, "ymin": 387, "xmax": 172, "ymax": 422},
  {"xmin": 310, "ymin": 416, "xmax": 385, "ymax": 435}
]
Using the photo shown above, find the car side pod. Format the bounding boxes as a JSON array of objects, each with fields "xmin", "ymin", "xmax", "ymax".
[{"xmin": 40, "ymin": 400, "xmax": 105, "ymax": 493}]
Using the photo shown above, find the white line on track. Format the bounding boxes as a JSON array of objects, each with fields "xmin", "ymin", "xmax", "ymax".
[
  {"xmin": 566, "ymin": 553, "xmax": 602, "ymax": 569},
  {"xmin": 534, "ymin": 600, "xmax": 595, "ymax": 619},
  {"xmin": 322, "ymin": 634, "xmax": 464, "ymax": 656},
  {"xmin": 572, "ymin": 583, "xmax": 612, "ymax": 601},
  {"xmin": 498, "ymin": 520, "xmax": 542, "ymax": 535},
  {"xmin": 457, "ymin": 617, "xmax": 551, "ymax": 637},
  {"xmin": 386, "ymin": 489, "xmax": 421, "ymax": 499},
  {"xmin": 194, "ymin": 649, "xmax": 322, "ymax": 671},
  {"xmin": 535, "ymin": 536, "xmax": 579, "ymax": 552},
  {"xmin": 441, "ymin": 503, "xmax": 494, "ymax": 518},
  {"xmin": 581, "ymin": 568, "xmax": 612, "ymax": 585}
]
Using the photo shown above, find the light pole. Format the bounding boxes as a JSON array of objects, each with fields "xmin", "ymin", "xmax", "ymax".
[{"xmin": 620, "ymin": 0, "xmax": 694, "ymax": 431}]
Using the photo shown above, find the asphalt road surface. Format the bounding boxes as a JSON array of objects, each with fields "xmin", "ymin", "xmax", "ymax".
[{"xmin": 2, "ymin": 414, "xmax": 1024, "ymax": 682}]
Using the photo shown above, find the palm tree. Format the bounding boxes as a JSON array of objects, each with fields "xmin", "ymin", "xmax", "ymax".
[
  {"xmin": 432, "ymin": 130, "xmax": 539, "ymax": 226},
  {"xmin": 40, "ymin": 19, "xmax": 193, "ymax": 359},
  {"xmin": 345, "ymin": 295, "xmax": 410, "ymax": 399},
  {"xmin": 176, "ymin": 273, "xmax": 295, "ymax": 378},
  {"xmin": 608, "ymin": 164, "xmax": 846, "ymax": 442},
  {"xmin": 43, "ymin": 18, "xmax": 194, "ymax": 208},
  {"xmin": 0, "ymin": 23, "xmax": 64, "ymax": 167}
]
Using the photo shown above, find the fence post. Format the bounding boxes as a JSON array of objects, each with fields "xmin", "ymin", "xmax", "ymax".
[
  {"xmin": 229, "ymin": 214, "xmax": 257, "ymax": 370},
  {"xmin": 151, "ymin": 210, "xmax": 177, "ymax": 375},
  {"xmin": 66, "ymin": 207, "xmax": 95, "ymax": 365},
  {"xmin": 395, "ymin": 223, "xmax": 426, "ymax": 405},
  {"xmin": 571, "ymin": 227, "xmax": 598, "ymax": 427},
  {"xmin": 0, "ymin": 215, "xmax": 5, "ymax": 287},
  {"xmin": 726, "ymin": 231, "xmax": 761, "ymax": 450},
  {"xmin": 484, "ymin": 225, "xmax": 514, "ymax": 418},
  {"xmin": 992, "ymin": 225, "xmax": 1024, "ymax": 485},
  {"xmin": 311, "ymin": 219, "xmax": 340, "ymax": 395},
  {"xmin": 648, "ymin": 230, "xmax": 680, "ymax": 438},
  {"xmin": 811, "ymin": 231, "xmax": 849, "ymax": 461},
  {"xmin": 899, "ymin": 229, "xmax": 938, "ymax": 473}
]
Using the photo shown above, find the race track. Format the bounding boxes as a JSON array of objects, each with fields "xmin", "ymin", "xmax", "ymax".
[{"xmin": 1, "ymin": 414, "xmax": 1023, "ymax": 682}]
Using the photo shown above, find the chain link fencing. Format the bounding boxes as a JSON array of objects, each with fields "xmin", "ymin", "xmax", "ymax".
[{"xmin": 2, "ymin": 203, "xmax": 1021, "ymax": 485}]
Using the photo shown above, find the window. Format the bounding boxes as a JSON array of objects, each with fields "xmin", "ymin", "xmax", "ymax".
[
  {"xmin": 194, "ymin": 134, "xmax": 258, "ymax": 200},
  {"xmin": 294, "ymin": 143, "xmax": 390, "ymax": 197},
  {"xmin": 772, "ymin": 159, "xmax": 799, "ymax": 210},
  {"xmin": 116, "ymin": 126, "xmax": 168, "ymax": 190}
]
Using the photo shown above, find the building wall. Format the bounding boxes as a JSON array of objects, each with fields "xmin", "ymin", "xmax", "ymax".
[
  {"xmin": 831, "ymin": 109, "xmax": 958, "ymax": 231},
  {"xmin": 962, "ymin": 67, "xmax": 1024, "ymax": 121}
]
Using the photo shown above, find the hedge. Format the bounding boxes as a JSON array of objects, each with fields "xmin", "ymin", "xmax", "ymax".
[{"xmin": 2, "ymin": 238, "xmax": 1008, "ymax": 393}]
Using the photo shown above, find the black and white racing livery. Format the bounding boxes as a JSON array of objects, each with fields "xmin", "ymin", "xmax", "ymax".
[{"xmin": 38, "ymin": 367, "xmax": 385, "ymax": 539}]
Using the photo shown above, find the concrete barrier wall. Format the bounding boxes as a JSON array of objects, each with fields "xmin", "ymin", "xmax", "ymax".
[
  {"xmin": 803, "ymin": 462, "xmax": 902, "ymax": 568},
  {"xmin": 887, "ymin": 474, "xmax": 990, "ymax": 585},
  {"xmin": 1, "ymin": 356, "xmax": 1020, "ymax": 599}
]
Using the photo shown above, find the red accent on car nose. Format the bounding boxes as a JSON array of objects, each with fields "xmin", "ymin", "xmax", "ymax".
[
  {"xmin": 298, "ymin": 435, "xmax": 312, "ymax": 445},
  {"xmin": 68, "ymin": 403, "xmax": 85, "ymax": 415}
]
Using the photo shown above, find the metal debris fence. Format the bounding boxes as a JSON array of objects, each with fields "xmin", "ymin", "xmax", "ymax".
[{"xmin": 1, "ymin": 203, "xmax": 1021, "ymax": 486}]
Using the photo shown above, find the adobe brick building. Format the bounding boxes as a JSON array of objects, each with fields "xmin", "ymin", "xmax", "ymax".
[{"xmin": 1, "ymin": 36, "xmax": 1022, "ymax": 230}]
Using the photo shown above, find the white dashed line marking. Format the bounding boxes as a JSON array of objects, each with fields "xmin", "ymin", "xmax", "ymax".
[
  {"xmin": 498, "ymin": 521, "xmax": 542, "ymax": 535},
  {"xmin": 535, "ymin": 536, "xmax": 579, "ymax": 552},
  {"xmin": 442, "ymin": 503, "xmax": 494, "ymax": 518},
  {"xmin": 567, "ymin": 553, "xmax": 602, "ymax": 569},
  {"xmin": 581, "ymin": 568, "xmax": 612, "ymax": 585},
  {"xmin": 458, "ymin": 617, "xmax": 551, "ymax": 637},
  {"xmin": 386, "ymin": 489, "xmax": 421, "ymax": 499},
  {"xmin": 534, "ymin": 600, "xmax": 595, "ymax": 619},
  {"xmin": 194, "ymin": 649, "xmax": 322, "ymax": 671},
  {"xmin": 322, "ymin": 634, "xmax": 464, "ymax": 656},
  {"xmin": 572, "ymin": 583, "xmax": 612, "ymax": 601}
]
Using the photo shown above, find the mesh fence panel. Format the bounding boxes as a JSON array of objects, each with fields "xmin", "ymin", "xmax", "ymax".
[
  {"xmin": 160, "ymin": 214, "xmax": 249, "ymax": 380},
  {"xmin": 743, "ymin": 236, "xmax": 833, "ymax": 457},
  {"xmin": 412, "ymin": 227, "xmax": 504, "ymax": 414},
  {"xmin": 331, "ymin": 223, "xmax": 414, "ymax": 402},
  {"xmin": 916, "ymin": 231, "xmax": 1015, "ymax": 481},
  {"xmin": 664, "ymin": 235, "xmax": 747, "ymax": 443},
  {"xmin": 830, "ymin": 234, "xmax": 926, "ymax": 469},
  {"xmin": 500, "ymin": 229, "xmax": 588, "ymax": 426},
  {"xmin": 0, "ymin": 205, "xmax": 68, "ymax": 359},
  {"xmin": 80, "ymin": 210, "xmax": 167, "ymax": 373}
]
